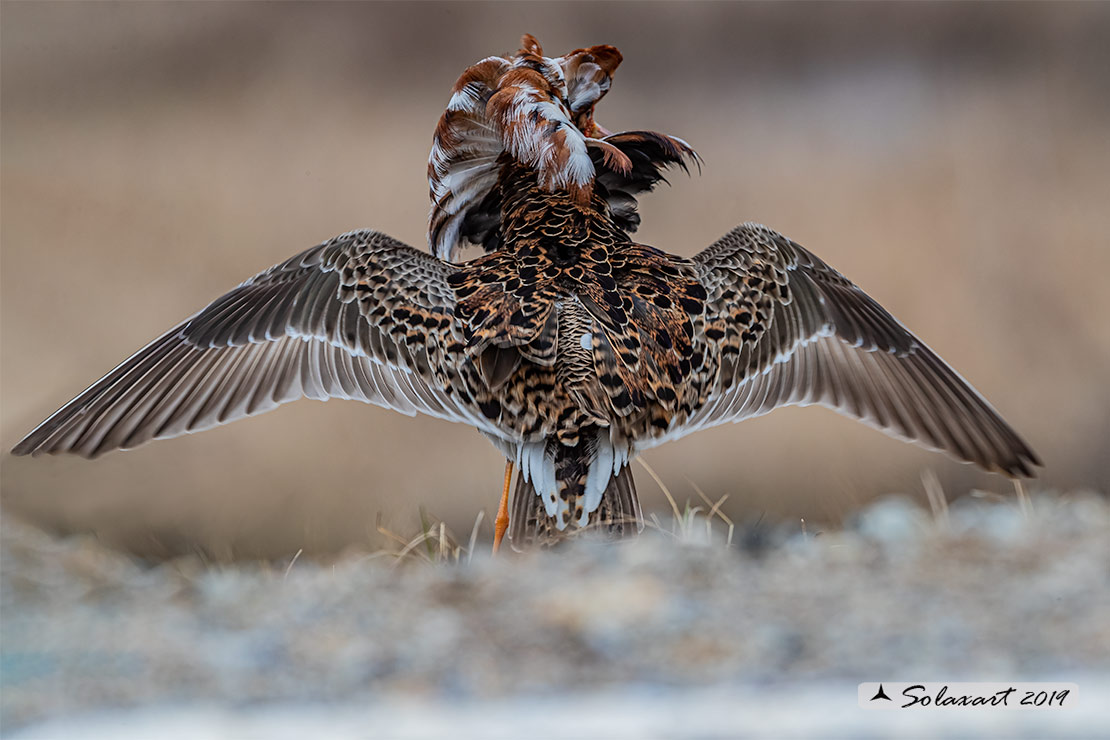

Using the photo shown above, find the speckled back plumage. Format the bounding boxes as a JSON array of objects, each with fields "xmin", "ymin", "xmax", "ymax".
[
  {"xmin": 444, "ymin": 155, "xmax": 710, "ymax": 533},
  {"xmin": 12, "ymin": 35, "xmax": 1040, "ymax": 548}
]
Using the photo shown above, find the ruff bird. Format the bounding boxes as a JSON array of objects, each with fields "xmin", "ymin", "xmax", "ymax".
[{"xmin": 12, "ymin": 35, "xmax": 1040, "ymax": 550}]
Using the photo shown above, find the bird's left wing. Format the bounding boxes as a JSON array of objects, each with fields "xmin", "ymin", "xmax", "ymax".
[
  {"xmin": 655, "ymin": 223, "xmax": 1040, "ymax": 477},
  {"xmin": 12, "ymin": 230, "xmax": 502, "ymax": 458}
]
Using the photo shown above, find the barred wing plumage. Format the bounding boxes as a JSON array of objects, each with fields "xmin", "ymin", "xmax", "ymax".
[
  {"xmin": 662, "ymin": 224, "xmax": 1040, "ymax": 477},
  {"xmin": 12, "ymin": 230, "xmax": 501, "ymax": 458}
]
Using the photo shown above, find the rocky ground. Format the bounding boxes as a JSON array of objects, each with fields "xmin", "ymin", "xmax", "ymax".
[{"xmin": 2, "ymin": 491, "xmax": 1108, "ymax": 738}]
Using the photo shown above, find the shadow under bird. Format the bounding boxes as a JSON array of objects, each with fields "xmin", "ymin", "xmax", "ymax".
[{"xmin": 12, "ymin": 36, "xmax": 1040, "ymax": 550}]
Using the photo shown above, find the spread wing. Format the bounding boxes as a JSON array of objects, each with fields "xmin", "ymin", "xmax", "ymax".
[
  {"xmin": 12, "ymin": 230, "xmax": 501, "ymax": 458},
  {"xmin": 663, "ymin": 224, "xmax": 1040, "ymax": 477}
]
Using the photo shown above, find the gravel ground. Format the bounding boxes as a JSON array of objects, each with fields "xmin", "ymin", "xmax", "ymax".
[{"xmin": 2, "ymin": 491, "xmax": 1108, "ymax": 738}]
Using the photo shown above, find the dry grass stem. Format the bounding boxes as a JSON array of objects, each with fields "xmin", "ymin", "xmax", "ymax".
[
  {"xmin": 922, "ymin": 468, "xmax": 949, "ymax": 527},
  {"xmin": 282, "ymin": 548, "xmax": 303, "ymax": 581},
  {"xmin": 1014, "ymin": 478, "xmax": 1031, "ymax": 520},
  {"xmin": 466, "ymin": 510, "xmax": 485, "ymax": 564},
  {"xmin": 638, "ymin": 458, "xmax": 682, "ymax": 524}
]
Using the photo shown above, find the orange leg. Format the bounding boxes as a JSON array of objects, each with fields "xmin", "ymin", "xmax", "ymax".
[{"xmin": 492, "ymin": 460, "xmax": 513, "ymax": 554}]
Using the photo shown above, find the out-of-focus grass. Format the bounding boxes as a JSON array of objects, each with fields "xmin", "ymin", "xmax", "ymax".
[
  {"xmin": 370, "ymin": 463, "xmax": 1040, "ymax": 569},
  {"xmin": 372, "ymin": 461, "xmax": 741, "ymax": 566},
  {"xmin": 5, "ymin": 489, "xmax": 1107, "ymax": 733}
]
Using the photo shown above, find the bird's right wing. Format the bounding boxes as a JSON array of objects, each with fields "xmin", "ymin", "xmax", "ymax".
[
  {"xmin": 657, "ymin": 224, "xmax": 1041, "ymax": 477},
  {"xmin": 12, "ymin": 230, "xmax": 503, "ymax": 458}
]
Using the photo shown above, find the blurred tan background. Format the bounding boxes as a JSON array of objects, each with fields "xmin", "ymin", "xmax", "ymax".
[{"xmin": 3, "ymin": 2, "xmax": 1108, "ymax": 559}]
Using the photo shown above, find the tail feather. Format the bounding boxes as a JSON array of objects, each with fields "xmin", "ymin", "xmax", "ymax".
[
  {"xmin": 509, "ymin": 465, "xmax": 642, "ymax": 550},
  {"xmin": 599, "ymin": 466, "xmax": 642, "ymax": 534}
]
